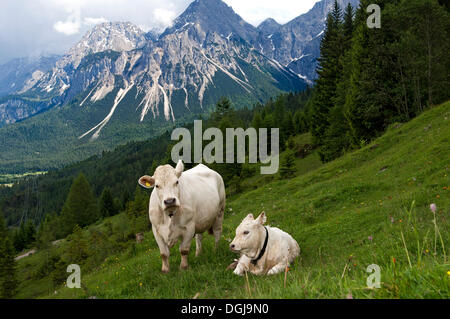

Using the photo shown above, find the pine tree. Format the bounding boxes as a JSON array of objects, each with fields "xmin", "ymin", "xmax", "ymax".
[
  {"xmin": 64, "ymin": 225, "xmax": 89, "ymax": 265},
  {"xmin": 36, "ymin": 216, "xmax": 54, "ymax": 250},
  {"xmin": 121, "ymin": 189, "xmax": 131, "ymax": 211},
  {"xmin": 0, "ymin": 213, "xmax": 18, "ymax": 299},
  {"xmin": 344, "ymin": 0, "xmax": 401, "ymax": 146},
  {"xmin": 24, "ymin": 220, "xmax": 36, "ymax": 248},
  {"xmin": 251, "ymin": 112, "xmax": 263, "ymax": 131},
  {"xmin": 320, "ymin": 2, "xmax": 355, "ymax": 162},
  {"xmin": 215, "ymin": 96, "xmax": 232, "ymax": 118},
  {"xmin": 279, "ymin": 149, "xmax": 296, "ymax": 179},
  {"xmin": 100, "ymin": 187, "xmax": 118, "ymax": 218},
  {"xmin": 59, "ymin": 173, "xmax": 100, "ymax": 237},
  {"xmin": 342, "ymin": 3, "xmax": 355, "ymax": 50},
  {"xmin": 309, "ymin": 0, "xmax": 344, "ymax": 147}
]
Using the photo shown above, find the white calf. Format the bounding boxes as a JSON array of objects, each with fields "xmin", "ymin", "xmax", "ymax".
[{"xmin": 230, "ymin": 212, "xmax": 300, "ymax": 275}]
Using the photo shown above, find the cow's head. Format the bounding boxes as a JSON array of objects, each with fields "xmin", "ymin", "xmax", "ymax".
[
  {"xmin": 138, "ymin": 160, "xmax": 184, "ymax": 216},
  {"xmin": 230, "ymin": 212, "xmax": 266, "ymax": 257}
]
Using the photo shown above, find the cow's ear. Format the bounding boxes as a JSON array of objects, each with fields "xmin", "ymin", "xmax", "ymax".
[
  {"xmin": 175, "ymin": 160, "xmax": 184, "ymax": 178},
  {"xmin": 255, "ymin": 211, "xmax": 266, "ymax": 225},
  {"xmin": 244, "ymin": 214, "xmax": 254, "ymax": 221},
  {"xmin": 138, "ymin": 175, "xmax": 155, "ymax": 189}
]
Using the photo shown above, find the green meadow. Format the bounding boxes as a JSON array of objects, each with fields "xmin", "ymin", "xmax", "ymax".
[{"xmin": 15, "ymin": 101, "xmax": 449, "ymax": 299}]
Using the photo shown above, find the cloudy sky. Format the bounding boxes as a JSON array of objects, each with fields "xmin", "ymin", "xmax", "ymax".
[{"xmin": 0, "ymin": 0, "xmax": 320, "ymax": 64}]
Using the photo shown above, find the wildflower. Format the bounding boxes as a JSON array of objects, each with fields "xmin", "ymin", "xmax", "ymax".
[
  {"xmin": 399, "ymin": 219, "xmax": 403, "ymax": 223},
  {"xmin": 436, "ymin": 195, "xmax": 440, "ymax": 199},
  {"xmin": 139, "ymin": 282, "xmax": 143, "ymax": 287},
  {"xmin": 368, "ymin": 236, "xmax": 373, "ymax": 242},
  {"xmin": 430, "ymin": 203, "xmax": 437, "ymax": 213},
  {"xmin": 447, "ymin": 271, "xmax": 450, "ymax": 276},
  {"xmin": 392, "ymin": 257, "xmax": 396, "ymax": 264},
  {"xmin": 425, "ymin": 249, "xmax": 429, "ymax": 253},
  {"xmin": 390, "ymin": 217, "xmax": 395, "ymax": 223}
]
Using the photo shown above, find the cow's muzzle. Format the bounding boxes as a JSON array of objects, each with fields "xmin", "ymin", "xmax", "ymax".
[{"xmin": 164, "ymin": 198, "xmax": 176, "ymax": 206}]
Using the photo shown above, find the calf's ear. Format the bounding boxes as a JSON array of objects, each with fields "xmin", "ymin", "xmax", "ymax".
[
  {"xmin": 138, "ymin": 175, "xmax": 155, "ymax": 189},
  {"xmin": 256, "ymin": 211, "xmax": 267, "ymax": 225},
  {"xmin": 243, "ymin": 214, "xmax": 254, "ymax": 221},
  {"xmin": 175, "ymin": 159, "xmax": 184, "ymax": 178}
]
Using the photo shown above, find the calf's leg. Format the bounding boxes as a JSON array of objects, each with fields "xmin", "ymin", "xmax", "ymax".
[
  {"xmin": 267, "ymin": 262, "xmax": 289, "ymax": 275},
  {"xmin": 233, "ymin": 255, "xmax": 251, "ymax": 276}
]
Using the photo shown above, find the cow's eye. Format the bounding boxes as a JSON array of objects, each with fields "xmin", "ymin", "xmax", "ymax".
[
  {"xmin": 175, "ymin": 180, "xmax": 179, "ymax": 185},
  {"xmin": 155, "ymin": 185, "xmax": 160, "ymax": 188},
  {"xmin": 243, "ymin": 231, "xmax": 249, "ymax": 235}
]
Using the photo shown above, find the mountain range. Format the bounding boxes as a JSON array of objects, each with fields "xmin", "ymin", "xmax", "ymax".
[{"xmin": 0, "ymin": 0, "xmax": 358, "ymax": 173}]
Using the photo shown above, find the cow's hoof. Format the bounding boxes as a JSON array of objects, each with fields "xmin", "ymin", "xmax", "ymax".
[
  {"xmin": 161, "ymin": 269, "xmax": 170, "ymax": 274},
  {"xmin": 180, "ymin": 265, "xmax": 189, "ymax": 271}
]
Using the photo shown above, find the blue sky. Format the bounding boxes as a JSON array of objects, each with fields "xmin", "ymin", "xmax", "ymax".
[{"xmin": 0, "ymin": 0, "xmax": 320, "ymax": 64}]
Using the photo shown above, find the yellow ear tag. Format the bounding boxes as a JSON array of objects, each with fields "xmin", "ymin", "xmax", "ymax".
[{"xmin": 145, "ymin": 182, "xmax": 151, "ymax": 187}]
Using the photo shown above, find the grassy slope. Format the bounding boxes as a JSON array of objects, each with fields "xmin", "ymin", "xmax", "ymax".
[{"xmin": 20, "ymin": 102, "xmax": 450, "ymax": 299}]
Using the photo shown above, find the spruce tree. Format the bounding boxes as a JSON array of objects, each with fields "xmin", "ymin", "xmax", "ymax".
[
  {"xmin": 100, "ymin": 187, "xmax": 118, "ymax": 218},
  {"xmin": 320, "ymin": 2, "xmax": 355, "ymax": 162},
  {"xmin": 24, "ymin": 220, "xmax": 36, "ymax": 248},
  {"xmin": 59, "ymin": 173, "xmax": 100, "ymax": 236},
  {"xmin": 309, "ymin": 0, "xmax": 344, "ymax": 148},
  {"xmin": 279, "ymin": 149, "xmax": 296, "ymax": 179},
  {"xmin": 342, "ymin": 3, "xmax": 355, "ymax": 50},
  {"xmin": 0, "ymin": 213, "xmax": 18, "ymax": 299},
  {"xmin": 344, "ymin": 0, "xmax": 400, "ymax": 146},
  {"xmin": 64, "ymin": 225, "xmax": 88, "ymax": 265},
  {"xmin": 36, "ymin": 216, "xmax": 54, "ymax": 250}
]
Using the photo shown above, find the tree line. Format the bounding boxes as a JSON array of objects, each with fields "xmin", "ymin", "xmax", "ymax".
[{"xmin": 308, "ymin": 0, "xmax": 449, "ymax": 162}]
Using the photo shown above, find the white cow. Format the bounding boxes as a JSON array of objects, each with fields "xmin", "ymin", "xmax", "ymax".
[
  {"xmin": 138, "ymin": 160, "xmax": 225, "ymax": 273},
  {"xmin": 229, "ymin": 212, "xmax": 300, "ymax": 275}
]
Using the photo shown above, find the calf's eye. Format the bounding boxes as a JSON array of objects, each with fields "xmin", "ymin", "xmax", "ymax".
[
  {"xmin": 155, "ymin": 185, "xmax": 160, "ymax": 188},
  {"xmin": 243, "ymin": 231, "xmax": 249, "ymax": 235}
]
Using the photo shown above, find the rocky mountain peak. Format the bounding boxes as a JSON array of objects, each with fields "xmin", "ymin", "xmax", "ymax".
[
  {"xmin": 257, "ymin": 18, "xmax": 281, "ymax": 35},
  {"xmin": 62, "ymin": 21, "xmax": 147, "ymax": 69},
  {"xmin": 160, "ymin": 0, "xmax": 259, "ymax": 45}
]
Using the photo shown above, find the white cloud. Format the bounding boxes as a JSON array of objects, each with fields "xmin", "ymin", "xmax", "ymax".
[
  {"xmin": 53, "ymin": 7, "xmax": 81, "ymax": 35},
  {"xmin": 84, "ymin": 17, "xmax": 108, "ymax": 26},
  {"xmin": 1, "ymin": 0, "xmax": 323, "ymax": 63},
  {"xmin": 153, "ymin": 8, "xmax": 177, "ymax": 28}
]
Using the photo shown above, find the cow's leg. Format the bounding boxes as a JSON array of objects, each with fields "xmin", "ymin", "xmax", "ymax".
[
  {"xmin": 179, "ymin": 225, "xmax": 195, "ymax": 270},
  {"xmin": 195, "ymin": 234, "xmax": 203, "ymax": 257},
  {"xmin": 152, "ymin": 226, "xmax": 170, "ymax": 273},
  {"xmin": 212, "ymin": 205, "xmax": 224, "ymax": 249}
]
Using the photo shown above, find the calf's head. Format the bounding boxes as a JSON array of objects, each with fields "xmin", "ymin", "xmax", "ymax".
[
  {"xmin": 230, "ymin": 212, "xmax": 267, "ymax": 257},
  {"xmin": 138, "ymin": 160, "xmax": 184, "ymax": 216}
]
